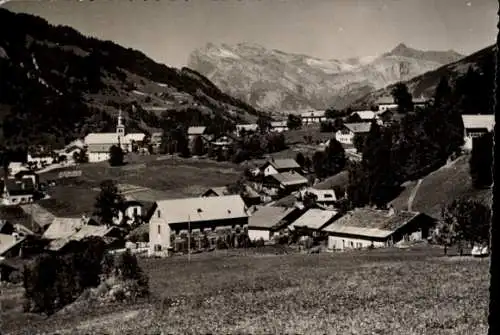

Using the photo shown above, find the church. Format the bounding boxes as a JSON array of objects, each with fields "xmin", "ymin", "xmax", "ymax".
[{"xmin": 84, "ymin": 110, "xmax": 146, "ymax": 163}]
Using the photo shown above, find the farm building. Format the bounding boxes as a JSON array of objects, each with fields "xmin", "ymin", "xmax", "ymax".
[
  {"xmin": 352, "ymin": 110, "xmax": 377, "ymax": 121},
  {"xmin": 335, "ymin": 122, "xmax": 371, "ymax": 146},
  {"xmin": 322, "ymin": 207, "xmax": 435, "ymax": 251},
  {"xmin": 187, "ymin": 126, "xmax": 207, "ymax": 142},
  {"xmin": 299, "ymin": 188, "xmax": 339, "ymax": 207},
  {"xmin": 461, "ymin": 114, "xmax": 495, "ymax": 150},
  {"xmin": 247, "ymin": 206, "xmax": 302, "ymax": 241},
  {"xmin": 289, "ymin": 209, "xmax": 340, "ymax": 236},
  {"xmin": 261, "ymin": 158, "xmax": 302, "ymax": 176},
  {"xmin": 301, "ymin": 110, "xmax": 326, "ymax": 125},
  {"xmin": 375, "ymin": 97, "xmax": 398, "ymax": 112},
  {"xmin": 148, "ymin": 195, "xmax": 250, "ymax": 256},
  {"xmin": 270, "ymin": 121, "xmax": 289, "ymax": 133},
  {"xmin": 263, "ymin": 171, "xmax": 308, "ymax": 194},
  {"xmin": 46, "ymin": 224, "xmax": 123, "ymax": 253},
  {"xmin": 201, "ymin": 186, "xmax": 261, "ymax": 207}
]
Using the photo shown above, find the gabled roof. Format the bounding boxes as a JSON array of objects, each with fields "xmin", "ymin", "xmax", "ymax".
[
  {"xmin": 322, "ymin": 208, "xmax": 421, "ymax": 239},
  {"xmin": 202, "ymin": 187, "xmax": 230, "ymax": 197},
  {"xmin": 461, "ymin": 115, "xmax": 495, "ymax": 131},
  {"xmin": 47, "ymin": 225, "xmax": 120, "ymax": 251},
  {"xmin": 353, "ymin": 111, "xmax": 376, "ymax": 120},
  {"xmin": 248, "ymin": 206, "xmax": 296, "ymax": 230},
  {"xmin": 343, "ymin": 122, "xmax": 372, "ymax": 133},
  {"xmin": 301, "ymin": 188, "xmax": 337, "ymax": 202},
  {"xmin": 236, "ymin": 124, "xmax": 258, "ymax": 131},
  {"xmin": 187, "ymin": 126, "xmax": 207, "ymax": 135},
  {"xmin": 375, "ymin": 97, "xmax": 396, "ymax": 105},
  {"xmin": 290, "ymin": 209, "xmax": 339, "ymax": 230},
  {"xmin": 301, "ymin": 110, "xmax": 326, "ymax": 118},
  {"xmin": 84, "ymin": 133, "xmax": 120, "ymax": 145},
  {"xmin": 43, "ymin": 217, "xmax": 85, "ymax": 240},
  {"xmin": 20, "ymin": 203, "xmax": 56, "ymax": 229},
  {"xmin": 269, "ymin": 172, "xmax": 308, "ymax": 187},
  {"xmin": 124, "ymin": 133, "xmax": 146, "ymax": 142},
  {"xmin": 264, "ymin": 158, "xmax": 300, "ymax": 171},
  {"xmin": 0, "ymin": 233, "xmax": 26, "ymax": 256},
  {"xmin": 155, "ymin": 195, "xmax": 249, "ymax": 225}
]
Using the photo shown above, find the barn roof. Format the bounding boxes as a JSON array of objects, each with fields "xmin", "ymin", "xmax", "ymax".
[
  {"xmin": 344, "ymin": 122, "xmax": 372, "ymax": 133},
  {"xmin": 187, "ymin": 126, "xmax": 207, "ymax": 135},
  {"xmin": 248, "ymin": 206, "xmax": 296, "ymax": 230},
  {"xmin": 84, "ymin": 133, "xmax": 119, "ymax": 145},
  {"xmin": 322, "ymin": 208, "xmax": 421, "ymax": 239},
  {"xmin": 353, "ymin": 111, "xmax": 376, "ymax": 120},
  {"xmin": 290, "ymin": 209, "xmax": 339, "ymax": 230},
  {"xmin": 301, "ymin": 110, "xmax": 325, "ymax": 118},
  {"xmin": 42, "ymin": 217, "xmax": 85, "ymax": 240},
  {"xmin": 155, "ymin": 195, "xmax": 249, "ymax": 225},
  {"xmin": 269, "ymin": 172, "xmax": 308, "ymax": 187},
  {"xmin": 264, "ymin": 158, "xmax": 300, "ymax": 171}
]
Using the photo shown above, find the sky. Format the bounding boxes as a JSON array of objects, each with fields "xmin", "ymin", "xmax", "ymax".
[{"xmin": 2, "ymin": 0, "xmax": 498, "ymax": 68}]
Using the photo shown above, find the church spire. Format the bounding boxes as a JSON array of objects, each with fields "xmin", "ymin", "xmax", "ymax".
[{"xmin": 116, "ymin": 109, "xmax": 125, "ymax": 139}]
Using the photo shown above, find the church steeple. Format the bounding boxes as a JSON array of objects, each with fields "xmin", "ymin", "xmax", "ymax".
[{"xmin": 116, "ymin": 109, "xmax": 125, "ymax": 137}]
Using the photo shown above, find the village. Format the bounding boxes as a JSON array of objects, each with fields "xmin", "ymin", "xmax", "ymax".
[{"xmin": 0, "ymin": 93, "xmax": 494, "ymax": 282}]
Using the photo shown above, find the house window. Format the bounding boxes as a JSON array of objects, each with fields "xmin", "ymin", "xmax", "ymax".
[
  {"xmin": 133, "ymin": 207, "xmax": 138, "ymax": 216},
  {"xmin": 157, "ymin": 210, "xmax": 161, "ymax": 218},
  {"xmin": 350, "ymin": 241, "xmax": 354, "ymax": 248},
  {"xmin": 157, "ymin": 225, "xmax": 161, "ymax": 235}
]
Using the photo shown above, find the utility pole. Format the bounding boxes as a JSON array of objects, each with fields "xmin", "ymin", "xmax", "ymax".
[{"xmin": 188, "ymin": 215, "xmax": 191, "ymax": 263}]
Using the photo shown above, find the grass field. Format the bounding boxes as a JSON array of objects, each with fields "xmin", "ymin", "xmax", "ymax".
[
  {"xmin": 390, "ymin": 154, "xmax": 492, "ymax": 218},
  {"xmin": 1, "ymin": 246, "xmax": 490, "ymax": 334},
  {"xmin": 38, "ymin": 154, "xmax": 244, "ymax": 215}
]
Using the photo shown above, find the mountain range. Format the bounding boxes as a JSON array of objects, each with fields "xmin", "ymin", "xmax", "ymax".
[
  {"xmin": 0, "ymin": 9, "xmax": 263, "ymax": 150},
  {"xmin": 187, "ymin": 42, "xmax": 464, "ymax": 112}
]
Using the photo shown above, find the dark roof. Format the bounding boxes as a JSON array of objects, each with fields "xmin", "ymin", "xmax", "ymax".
[
  {"xmin": 265, "ymin": 159, "xmax": 301, "ymax": 171},
  {"xmin": 248, "ymin": 206, "xmax": 297, "ymax": 230}
]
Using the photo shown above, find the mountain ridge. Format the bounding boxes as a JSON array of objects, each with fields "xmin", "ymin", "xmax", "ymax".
[{"xmin": 187, "ymin": 42, "xmax": 464, "ymax": 112}]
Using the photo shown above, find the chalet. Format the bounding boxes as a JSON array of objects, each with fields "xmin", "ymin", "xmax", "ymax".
[
  {"xmin": 322, "ymin": 207, "xmax": 435, "ymax": 251},
  {"xmin": 413, "ymin": 96, "xmax": 430, "ymax": 109},
  {"xmin": 201, "ymin": 186, "xmax": 261, "ymax": 207},
  {"xmin": 247, "ymin": 206, "xmax": 302, "ymax": 241},
  {"xmin": 187, "ymin": 126, "xmax": 207, "ymax": 143},
  {"xmin": 301, "ymin": 110, "xmax": 326, "ymax": 124},
  {"xmin": 352, "ymin": 111, "xmax": 376, "ymax": 121},
  {"xmin": 14, "ymin": 171, "xmax": 39, "ymax": 189},
  {"xmin": 148, "ymin": 195, "xmax": 249, "ymax": 256},
  {"xmin": 261, "ymin": 158, "xmax": 302, "ymax": 176},
  {"xmin": 289, "ymin": 209, "xmax": 340, "ymax": 237},
  {"xmin": 42, "ymin": 217, "xmax": 91, "ymax": 240},
  {"xmin": 235, "ymin": 124, "xmax": 258, "ymax": 137},
  {"xmin": 210, "ymin": 134, "xmax": 237, "ymax": 151},
  {"xmin": 461, "ymin": 114, "xmax": 495, "ymax": 151},
  {"xmin": 375, "ymin": 97, "xmax": 398, "ymax": 113},
  {"xmin": 1, "ymin": 178, "xmax": 36, "ymax": 205},
  {"xmin": 270, "ymin": 121, "xmax": 289, "ymax": 133},
  {"xmin": 84, "ymin": 110, "xmax": 145, "ymax": 162},
  {"xmin": 335, "ymin": 122, "xmax": 372, "ymax": 146},
  {"xmin": 46, "ymin": 224, "xmax": 123, "ymax": 253},
  {"xmin": 263, "ymin": 171, "xmax": 309, "ymax": 194}
]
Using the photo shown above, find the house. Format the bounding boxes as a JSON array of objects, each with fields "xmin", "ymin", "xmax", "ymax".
[
  {"xmin": 7, "ymin": 162, "xmax": 29, "ymax": 176},
  {"xmin": 270, "ymin": 121, "xmax": 289, "ymax": 133},
  {"xmin": 461, "ymin": 114, "xmax": 495, "ymax": 150},
  {"xmin": 375, "ymin": 97, "xmax": 398, "ymax": 112},
  {"xmin": 150, "ymin": 132, "xmax": 163, "ymax": 150},
  {"xmin": 247, "ymin": 206, "xmax": 302, "ymax": 241},
  {"xmin": 14, "ymin": 171, "xmax": 39, "ymax": 189},
  {"xmin": 289, "ymin": 209, "xmax": 340, "ymax": 236},
  {"xmin": 413, "ymin": 96, "xmax": 430, "ymax": 109},
  {"xmin": 261, "ymin": 158, "xmax": 302, "ymax": 176},
  {"xmin": 322, "ymin": 207, "xmax": 435, "ymax": 251},
  {"xmin": 0, "ymin": 233, "xmax": 26, "ymax": 258},
  {"xmin": 187, "ymin": 126, "xmax": 207, "ymax": 143},
  {"xmin": 116, "ymin": 200, "xmax": 146, "ymax": 226},
  {"xmin": 46, "ymin": 224, "xmax": 123, "ymax": 253},
  {"xmin": 301, "ymin": 110, "xmax": 326, "ymax": 124},
  {"xmin": 20, "ymin": 203, "xmax": 56, "ymax": 231},
  {"xmin": 263, "ymin": 171, "xmax": 309, "ymax": 194},
  {"xmin": 299, "ymin": 188, "xmax": 338, "ymax": 207},
  {"xmin": 1, "ymin": 178, "xmax": 36, "ymax": 205},
  {"xmin": 201, "ymin": 186, "xmax": 261, "ymax": 207},
  {"xmin": 201, "ymin": 187, "xmax": 231, "ymax": 197},
  {"xmin": 235, "ymin": 124, "xmax": 258, "ymax": 137},
  {"xmin": 209, "ymin": 134, "xmax": 237, "ymax": 151},
  {"xmin": 352, "ymin": 110, "xmax": 377, "ymax": 121},
  {"xmin": 335, "ymin": 122, "xmax": 372, "ymax": 146},
  {"xmin": 148, "ymin": 195, "xmax": 249, "ymax": 256},
  {"xmin": 42, "ymin": 217, "xmax": 88, "ymax": 240},
  {"xmin": 84, "ymin": 110, "xmax": 145, "ymax": 162},
  {"xmin": 27, "ymin": 153, "xmax": 53, "ymax": 169}
]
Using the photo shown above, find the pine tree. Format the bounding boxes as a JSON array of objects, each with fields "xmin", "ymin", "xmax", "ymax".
[{"xmin": 391, "ymin": 82, "xmax": 414, "ymax": 113}]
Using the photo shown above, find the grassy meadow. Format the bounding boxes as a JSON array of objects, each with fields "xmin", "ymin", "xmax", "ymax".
[{"xmin": 1, "ymin": 246, "xmax": 490, "ymax": 334}]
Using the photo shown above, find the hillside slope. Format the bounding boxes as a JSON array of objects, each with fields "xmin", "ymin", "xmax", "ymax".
[
  {"xmin": 187, "ymin": 42, "xmax": 464, "ymax": 112},
  {"xmin": 351, "ymin": 45, "xmax": 495, "ymax": 109},
  {"xmin": 0, "ymin": 9, "xmax": 263, "ymax": 150},
  {"xmin": 389, "ymin": 155, "xmax": 492, "ymax": 219}
]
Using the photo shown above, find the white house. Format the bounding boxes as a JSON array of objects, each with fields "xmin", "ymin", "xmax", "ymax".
[
  {"xmin": 187, "ymin": 126, "xmax": 207, "ymax": 143},
  {"xmin": 84, "ymin": 110, "xmax": 145, "ymax": 162},
  {"xmin": 289, "ymin": 209, "xmax": 340, "ymax": 235},
  {"xmin": 301, "ymin": 110, "xmax": 326, "ymax": 125},
  {"xmin": 270, "ymin": 121, "xmax": 288, "ymax": 133},
  {"xmin": 335, "ymin": 122, "xmax": 372, "ymax": 146},
  {"xmin": 148, "ymin": 195, "xmax": 249, "ymax": 256},
  {"xmin": 260, "ymin": 158, "xmax": 302, "ymax": 176},
  {"xmin": 461, "ymin": 114, "xmax": 495, "ymax": 151},
  {"xmin": 375, "ymin": 97, "xmax": 398, "ymax": 113},
  {"xmin": 235, "ymin": 124, "xmax": 258, "ymax": 137},
  {"xmin": 352, "ymin": 110, "xmax": 376, "ymax": 121}
]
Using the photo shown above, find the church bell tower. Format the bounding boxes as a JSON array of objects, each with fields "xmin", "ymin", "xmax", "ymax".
[{"xmin": 116, "ymin": 109, "xmax": 125, "ymax": 146}]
